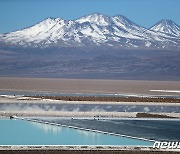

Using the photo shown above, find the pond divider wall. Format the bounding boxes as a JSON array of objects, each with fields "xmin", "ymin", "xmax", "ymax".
[{"xmin": 11, "ymin": 116, "xmax": 156, "ymax": 144}]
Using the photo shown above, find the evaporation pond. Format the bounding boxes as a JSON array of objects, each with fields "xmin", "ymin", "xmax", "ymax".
[{"xmin": 0, "ymin": 119, "xmax": 153, "ymax": 146}]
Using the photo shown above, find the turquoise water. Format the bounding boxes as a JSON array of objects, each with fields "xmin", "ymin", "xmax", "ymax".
[{"xmin": 0, "ymin": 119, "xmax": 153, "ymax": 146}]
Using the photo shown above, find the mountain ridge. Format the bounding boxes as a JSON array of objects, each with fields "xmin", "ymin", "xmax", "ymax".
[
  {"xmin": 0, "ymin": 13, "xmax": 180, "ymax": 50},
  {"xmin": 150, "ymin": 19, "xmax": 180, "ymax": 37}
]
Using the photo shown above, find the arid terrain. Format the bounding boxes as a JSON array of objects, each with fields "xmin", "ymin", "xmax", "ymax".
[
  {"xmin": 0, "ymin": 148, "xmax": 179, "ymax": 154},
  {"xmin": 0, "ymin": 77, "xmax": 180, "ymax": 153},
  {"xmin": 0, "ymin": 77, "xmax": 180, "ymax": 95}
]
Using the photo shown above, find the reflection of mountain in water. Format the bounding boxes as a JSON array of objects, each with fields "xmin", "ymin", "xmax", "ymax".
[
  {"xmin": 76, "ymin": 129, "xmax": 100, "ymax": 137},
  {"xmin": 0, "ymin": 103, "xmax": 180, "ymax": 113},
  {"xmin": 31, "ymin": 121, "xmax": 62, "ymax": 134},
  {"xmin": 38, "ymin": 118, "xmax": 180, "ymax": 142}
]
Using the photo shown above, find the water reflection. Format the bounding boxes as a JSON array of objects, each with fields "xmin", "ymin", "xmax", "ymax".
[
  {"xmin": 31, "ymin": 120, "xmax": 100, "ymax": 138},
  {"xmin": 0, "ymin": 103, "xmax": 180, "ymax": 113},
  {"xmin": 0, "ymin": 119, "xmax": 153, "ymax": 145},
  {"xmin": 76, "ymin": 129, "xmax": 100, "ymax": 137},
  {"xmin": 31, "ymin": 121, "xmax": 62, "ymax": 134}
]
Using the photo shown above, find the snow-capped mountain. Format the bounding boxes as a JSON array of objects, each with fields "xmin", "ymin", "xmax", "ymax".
[
  {"xmin": 0, "ymin": 13, "xmax": 180, "ymax": 50},
  {"xmin": 150, "ymin": 19, "xmax": 180, "ymax": 37}
]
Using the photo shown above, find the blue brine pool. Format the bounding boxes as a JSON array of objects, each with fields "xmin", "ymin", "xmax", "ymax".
[{"xmin": 0, "ymin": 119, "xmax": 153, "ymax": 146}]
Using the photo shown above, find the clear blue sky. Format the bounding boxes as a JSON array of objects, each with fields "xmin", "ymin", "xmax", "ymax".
[{"xmin": 0, "ymin": 0, "xmax": 180, "ymax": 33}]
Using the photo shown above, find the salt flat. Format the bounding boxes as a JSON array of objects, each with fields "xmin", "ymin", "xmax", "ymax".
[
  {"xmin": 0, "ymin": 96, "xmax": 180, "ymax": 118},
  {"xmin": 0, "ymin": 77, "xmax": 180, "ymax": 118},
  {"xmin": 0, "ymin": 77, "xmax": 180, "ymax": 95}
]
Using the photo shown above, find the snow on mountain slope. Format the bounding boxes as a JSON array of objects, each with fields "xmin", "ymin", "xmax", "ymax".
[
  {"xmin": 0, "ymin": 13, "xmax": 180, "ymax": 49},
  {"xmin": 76, "ymin": 14, "xmax": 145, "ymax": 41},
  {"xmin": 1, "ymin": 18, "xmax": 73, "ymax": 47},
  {"xmin": 150, "ymin": 19, "xmax": 180, "ymax": 37},
  {"xmin": 76, "ymin": 13, "xmax": 112, "ymax": 26}
]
